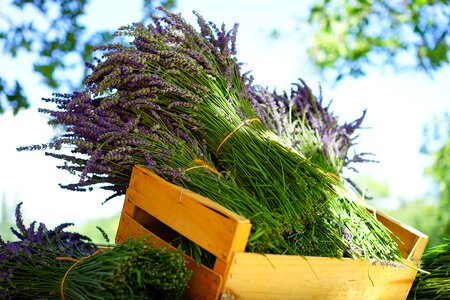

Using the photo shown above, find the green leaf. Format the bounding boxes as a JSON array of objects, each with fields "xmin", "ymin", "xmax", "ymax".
[
  {"xmin": 5, "ymin": 81, "xmax": 29, "ymax": 115},
  {"xmin": 33, "ymin": 63, "xmax": 58, "ymax": 88}
]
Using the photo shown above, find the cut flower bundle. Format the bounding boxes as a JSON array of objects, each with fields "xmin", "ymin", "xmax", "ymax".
[
  {"xmin": 408, "ymin": 239, "xmax": 450, "ymax": 299},
  {"xmin": 0, "ymin": 203, "xmax": 191, "ymax": 299},
  {"xmin": 20, "ymin": 8, "xmax": 403, "ymax": 263}
]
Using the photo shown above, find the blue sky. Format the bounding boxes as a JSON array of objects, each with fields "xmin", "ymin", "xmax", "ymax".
[{"xmin": 1, "ymin": 0, "xmax": 449, "ymax": 228}]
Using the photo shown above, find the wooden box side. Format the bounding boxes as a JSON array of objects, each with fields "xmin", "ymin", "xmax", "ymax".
[
  {"xmin": 222, "ymin": 208, "xmax": 429, "ymax": 299},
  {"xmin": 126, "ymin": 165, "xmax": 251, "ymax": 263},
  {"xmin": 115, "ymin": 166, "xmax": 253, "ymax": 299},
  {"xmin": 222, "ymin": 252, "xmax": 418, "ymax": 300},
  {"xmin": 116, "ymin": 166, "xmax": 429, "ymax": 300},
  {"xmin": 366, "ymin": 205, "xmax": 429, "ymax": 262}
]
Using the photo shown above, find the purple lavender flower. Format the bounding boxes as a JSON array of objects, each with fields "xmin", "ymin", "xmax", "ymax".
[
  {"xmin": 0, "ymin": 203, "xmax": 98, "ymax": 296},
  {"xmin": 248, "ymin": 78, "xmax": 372, "ymax": 176},
  {"xmin": 340, "ymin": 226, "xmax": 356, "ymax": 254},
  {"xmin": 17, "ymin": 7, "xmax": 246, "ymax": 201}
]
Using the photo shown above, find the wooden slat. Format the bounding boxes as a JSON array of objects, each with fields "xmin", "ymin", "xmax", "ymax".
[
  {"xmin": 366, "ymin": 205, "xmax": 429, "ymax": 262},
  {"xmin": 132, "ymin": 166, "xmax": 249, "ymax": 221},
  {"xmin": 116, "ymin": 211, "xmax": 151, "ymax": 244},
  {"xmin": 223, "ymin": 252, "xmax": 418, "ymax": 300},
  {"xmin": 127, "ymin": 166, "xmax": 251, "ymax": 262},
  {"xmin": 116, "ymin": 212, "xmax": 222, "ymax": 300}
]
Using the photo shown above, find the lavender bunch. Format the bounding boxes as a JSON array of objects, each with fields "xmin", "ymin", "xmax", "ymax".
[
  {"xmin": 0, "ymin": 203, "xmax": 191, "ymax": 299},
  {"xmin": 248, "ymin": 80, "xmax": 397, "ymax": 258},
  {"xmin": 20, "ymin": 89, "xmax": 293, "ymax": 256},
  {"xmin": 78, "ymin": 8, "xmax": 352, "ymax": 257},
  {"xmin": 248, "ymin": 79, "xmax": 372, "ymax": 175},
  {"xmin": 19, "ymin": 7, "xmax": 402, "ymax": 261},
  {"xmin": 0, "ymin": 202, "xmax": 97, "ymax": 298},
  {"xmin": 408, "ymin": 239, "xmax": 450, "ymax": 299}
]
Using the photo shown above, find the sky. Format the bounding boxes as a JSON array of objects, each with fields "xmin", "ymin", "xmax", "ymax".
[{"xmin": 1, "ymin": 0, "xmax": 449, "ymax": 230}]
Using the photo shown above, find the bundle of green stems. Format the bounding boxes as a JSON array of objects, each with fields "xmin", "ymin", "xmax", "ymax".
[
  {"xmin": 408, "ymin": 239, "xmax": 450, "ymax": 299},
  {"xmin": 0, "ymin": 204, "xmax": 192, "ymax": 299},
  {"xmin": 22, "ymin": 7, "xmax": 404, "ymax": 263},
  {"xmin": 1, "ymin": 238, "xmax": 191, "ymax": 299}
]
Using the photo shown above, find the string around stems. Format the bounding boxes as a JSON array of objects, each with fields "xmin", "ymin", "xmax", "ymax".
[
  {"xmin": 215, "ymin": 118, "xmax": 260, "ymax": 156},
  {"xmin": 173, "ymin": 159, "xmax": 222, "ymax": 180},
  {"xmin": 56, "ymin": 250, "xmax": 104, "ymax": 300}
]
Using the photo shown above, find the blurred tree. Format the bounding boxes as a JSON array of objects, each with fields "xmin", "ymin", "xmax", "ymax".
[
  {"xmin": 421, "ymin": 113, "xmax": 450, "ymax": 241},
  {"xmin": 307, "ymin": 0, "xmax": 450, "ymax": 81},
  {"xmin": 1, "ymin": 195, "xmax": 14, "ymax": 241},
  {"xmin": 384, "ymin": 198, "xmax": 442, "ymax": 247},
  {"xmin": 0, "ymin": 0, "xmax": 175, "ymax": 115}
]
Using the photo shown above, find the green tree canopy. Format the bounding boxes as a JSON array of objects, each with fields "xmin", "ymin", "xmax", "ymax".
[
  {"xmin": 307, "ymin": 0, "xmax": 450, "ymax": 80},
  {"xmin": 2, "ymin": 0, "xmax": 450, "ymax": 113},
  {"xmin": 422, "ymin": 113, "xmax": 450, "ymax": 240},
  {"xmin": 0, "ymin": 0, "xmax": 174, "ymax": 115}
]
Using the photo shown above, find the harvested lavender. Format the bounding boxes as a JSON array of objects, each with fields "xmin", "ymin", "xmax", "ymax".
[
  {"xmin": 0, "ymin": 203, "xmax": 191, "ymax": 299},
  {"xmin": 248, "ymin": 81, "xmax": 397, "ymax": 258},
  {"xmin": 248, "ymin": 79, "xmax": 373, "ymax": 175},
  {"xmin": 408, "ymin": 240, "xmax": 450, "ymax": 299},
  {"xmin": 19, "ymin": 7, "xmax": 402, "ymax": 262}
]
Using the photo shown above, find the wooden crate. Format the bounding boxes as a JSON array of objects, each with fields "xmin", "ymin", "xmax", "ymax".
[{"xmin": 116, "ymin": 166, "xmax": 428, "ymax": 300}]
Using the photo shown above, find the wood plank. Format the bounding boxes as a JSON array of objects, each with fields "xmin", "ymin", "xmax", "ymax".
[
  {"xmin": 132, "ymin": 166, "xmax": 249, "ymax": 221},
  {"xmin": 127, "ymin": 166, "xmax": 252, "ymax": 262},
  {"xmin": 116, "ymin": 166, "xmax": 427, "ymax": 299},
  {"xmin": 223, "ymin": 252, "xmax": 418, "ymax": 300},
  {"xmin": 115, "ymin": 212, "xmax": 151, "ymax": 244},
  {"xmin": 366, "ymin": 205, "xmax": 429, "ymax": 262},
  {"xmin": 121, "ymin": 195, "xmax": 135, "ymax": 218}
]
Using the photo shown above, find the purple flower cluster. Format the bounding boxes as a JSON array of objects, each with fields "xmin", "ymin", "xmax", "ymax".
[
  {"xmin": 249, "ymin": 79, "xmax": 374, "ymax": 175},
  {"xmin": 17, "ymin": 7, "xmax": 247, "ymax": 201},
  {"xmin": 0, "ymin": 203, "xmax": 97, "ymax": 296},
  {"xmin": 340, "ymin": 226, "xmax": 356, "ymax": 253},
  {"xmin": 371, "ymin": 259, "xmax": 406, "ymax": 268}
]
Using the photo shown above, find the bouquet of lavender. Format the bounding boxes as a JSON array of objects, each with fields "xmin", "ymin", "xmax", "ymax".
[
  {"xmin": 0, "ymin": 203, "xmax": 191, "ymax": 299},
  {"xmin": 19, "ymin": 7, "xmax": 402, "ymax": 262},
  {"xmin": 249, "ymin": 79, "xmax": 372, "ymax": 175},
  {"xmin": 408, "ymin": 239, "xmax": 450, "ymax": 299}
]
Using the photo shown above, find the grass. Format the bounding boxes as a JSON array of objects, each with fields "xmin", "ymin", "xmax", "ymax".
[{"xmin": 72, "ymin": 214, "xmax": 120, "ymax": 244}]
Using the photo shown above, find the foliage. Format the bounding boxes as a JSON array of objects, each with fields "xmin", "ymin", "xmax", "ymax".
[
  {"xmin": 1, "ymin": 0, "xmax": 89, "ymax": 114},
  {"xmin": 0, "ymin": 196, "xmax": 14, "ymax": 241},
  {"xmin": 73, "ymin": 214, "xmax": 120, "ymax": 244},
  {"xmin": 3, "ymin": 0, "xmax": 449, "ymax": 112},
  {"xmin": 421, "ymin": 113, "xmax": 450, "ymax": 241},
  {"xmin": 0, "ymin": 0, "xmax": 175, "ymax": 115},
  {"xmin": 385, "ymin": 199, "xmax": 442, "ymax": 248},
  {"xmin": 307, "ymin": 0, "xmax": 450, "ymax": 81}
]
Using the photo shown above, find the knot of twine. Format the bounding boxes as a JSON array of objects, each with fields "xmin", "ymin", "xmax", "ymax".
[
  {"xmin": 215, "ymin": 118, "xmax": 260, "ymax": 156},
  {"xmin": 173, "ymin": 159, "xmax": 222, "ymax": 180}
]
